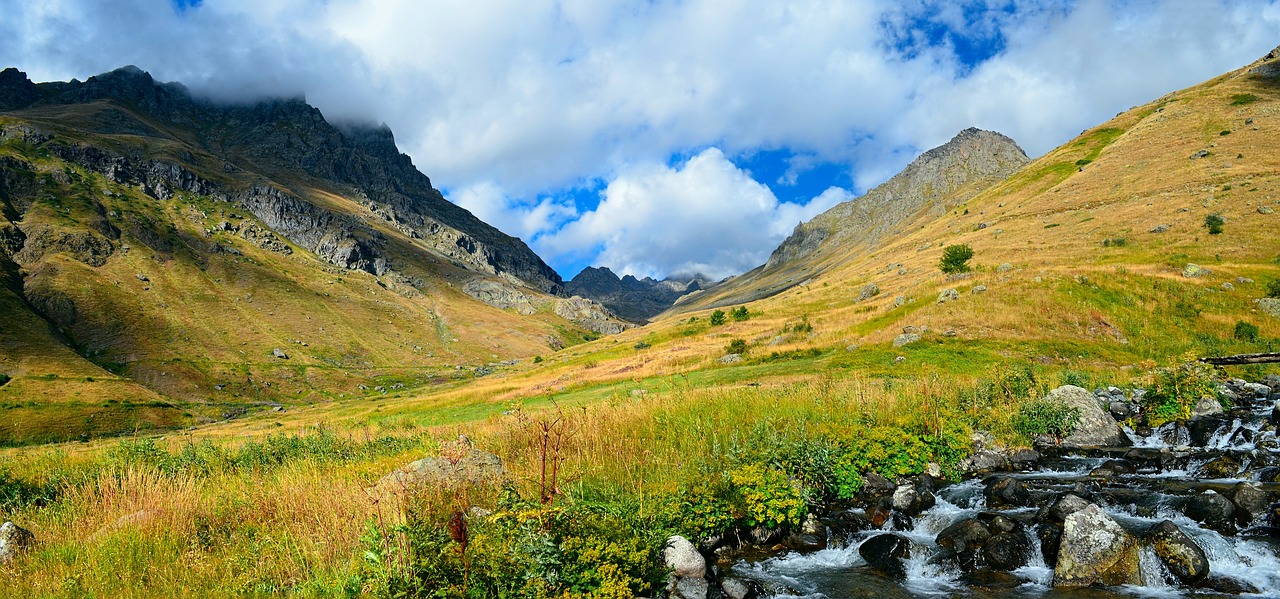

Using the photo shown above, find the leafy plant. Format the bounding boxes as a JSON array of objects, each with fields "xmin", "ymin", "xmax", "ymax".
[
  {"xmin": 725, "ymin": 338, "xmax": 748, "ymax": 355},
  {"xmin": 1234, "ymin": 321, "xmax": 1260, "ymax": 342},
  {"xmin": 1141, "ymin": 361, "xmax": 1223, "ymax": 426},
  {"xmin": 726, "ymin": 464, "xmax": 806, "ymax": 529},
  {"xmin": 1012, "ymin": 398, "xmax": 1081, "ymax": 441},
  {"xmin": 709, "ymin": 309, "xmax": 727, "ymax": 326},
  {"xmin": 1265, "ymin": 278, "xmax": 1280, "ymax": 298},
  {"xmin": 730, "ymin": 306, "xmax": 750, "ymax": 322},
  {"xmin": 1204, "ymin": 213, "xmax": 1224, "ymax": 235},
  {"xmin": 939, "ymin": 244, "xmax": 974, "ymax": 274},
  {"xmin": 532, "ymin": 355, "xmax": 544, "ymax": 364}
]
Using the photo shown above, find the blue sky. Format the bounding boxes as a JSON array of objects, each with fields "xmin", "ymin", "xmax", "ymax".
[{"xmin": 4, "ymin": 0, "xmax": 1280, "ymax": 280}]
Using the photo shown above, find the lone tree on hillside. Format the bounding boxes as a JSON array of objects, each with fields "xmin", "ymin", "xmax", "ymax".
[
  {"xmin": 1204, "ymin": 213, "xmax": 1225, "ymax": 235},
  {"xmin": 709, "ymin": 309, "xmax": 727, "ymax": 326},
  {"xmin": 939, "ymin": 244, "xmax": 974, "ymax": 274}
]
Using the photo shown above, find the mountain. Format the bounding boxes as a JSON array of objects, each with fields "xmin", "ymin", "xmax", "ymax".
[
  {"xmin": 564, "ymin": 266, "xmax": 713, "ymax": 322},
  {"xmin": 0, "ymin": 66, "xmax": 626, "ymax": 445},
  {"xmin": 673, "ymin": 127, "xmax": 1029, "ymax": 311}
]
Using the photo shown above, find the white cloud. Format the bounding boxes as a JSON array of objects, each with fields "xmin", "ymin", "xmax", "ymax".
[
  {"xmin": 2, "ymin": 0, "xmax": 1279, "ymax": 278},
  {"xmin": 538, "ymin": 148, "xmax": 849, "ymax": 279}
]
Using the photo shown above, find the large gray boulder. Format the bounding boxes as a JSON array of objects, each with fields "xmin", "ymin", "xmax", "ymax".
[
  {"xmin": 1256, "ymin": 298, "xmax": 1280, "ymax": 318},
  {"xmin": 0, "ymin": 521, "xmax": 34, "ymax": 563},
  {"xmin": 663, "ymin": 535, "xmax": 706, "ymax": 579},
  {"xmin": 1045, "ymin": 385, "xmax": 1130, "ymax": 447},
  {"xmin": 379, "ymin": 439, "xmax": 508, "ymax": 491},
  {"xmin": 1053, "ymin": 504, "xmax": 1141, "ymax": 587}
]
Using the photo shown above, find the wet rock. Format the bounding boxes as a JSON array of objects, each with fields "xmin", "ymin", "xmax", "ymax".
[
  {"xmin": 663, "ymin": 535, "xmax": 707, "ymax": 579},
  {"xmin": 720, "ymin": 577, "xmax": 758, "ymax": 599},
  {"xmin": 1109, "ymin": 401, "xmax": 1135, "ymax": 421},
  {"xmin": 859, "ymin": 533, "xmax": 911, "ymax": 580},
  {"xmin": 667, "ymin": 576, "xmax": 709, "ymax": 599},
  {"xmin": 1045, "ymin": 385, "xmax": 1131, "ymax": 447},
  {"xmin": 936, "ymin": 518, "xmax": 991, "ymax": 572},
  {"xmin": 1148, "ymin": 520, "xmax": 1209, "ymax": 584},
  {"xmin": 1195, "ymin": 456, "xmax": 1241, "ymax": 479},
  {"xmin": 1184, "ymin": 490, "xmax": 1237, "ymax": 535},
  {"xmin": 960, "ymin": 570, "xmax": 1023, "ymax": 590},
  {"xmin": 782, "ymin": 532, "xmax": 826, "ymax": 552},
  {"xmin": 984, "ymin": 476, "xmax": 1031, "ymax": 508},
  {"xmin": 859, "ymin": 472, "xmax": 897, "ymax": 499},
  {"xmin": 1258, "ymin": 467, "xmax": 1280, "ymax": 483},
  {"xmin": 1188, "ymin": 415, "xmax": 1228, "ymax": 447},
  {"xmin": 891, "ymin": 483, "xmax": 936, "ymax": 516},
  {"xmin": 866, "ymin": 503, "xmax": 893, "ymax": 529},
  {"xmin": 1037, "ymin": 493, "xmax": 1092, "ymax": 524},
  {"xmin": 1196, "ymin": 576, "xmax": 1259, "ymax": 595},
  {"xmin": 1227, "ymin": 482, "xmax": 1270, "ymax": 525},
  {"xmin": 960, "ymin": 448, "xmax": 1011, "ymax": 473},
  {"xmin": 0, "ymin": 521, "xmax": 34, "ymax": 564},
  {"xmin": 982, "ymin": 532, "xmax": 1031, "ymax": 571},
  {"xmin": 1009, "ymin": 449, "xmax": 1041, "ymax": 470},
  {"xmin": 1053, "ymin": 504, "xmax": 1141, "ymax": 587},
  {"xmin": 1037, "ymin": 524, "xmax": 1063, "ymax": 566},
  {"xmin": 1090, "ymin": 459, "xmax": 1137, "ymax": 478}
]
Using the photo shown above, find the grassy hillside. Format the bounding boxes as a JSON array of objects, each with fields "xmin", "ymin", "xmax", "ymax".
[{"xmin": 3, "ymin": 55, "xmax": 1280, "ymax": 598}]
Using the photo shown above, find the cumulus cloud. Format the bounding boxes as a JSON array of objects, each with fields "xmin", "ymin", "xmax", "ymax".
[
  {"xmin": 2, "ymin": 0, "xmax": 1278, "ymax": 278},
  {"xmin": 538, "ymin": 148, "xmax": 850, "ymax": 280}
]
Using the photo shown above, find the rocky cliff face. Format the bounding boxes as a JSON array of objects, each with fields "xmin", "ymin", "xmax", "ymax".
[
  {"xmin": 767, "ymin": 128, "xmax": 1029, "ymax": 269},
  {"xmin": 0, "ymin": 66, "xmax": 562, "ymax": 292},
  {"xmin": 564, "ymin": 266, "xmax": 711, "ymax": 322}
]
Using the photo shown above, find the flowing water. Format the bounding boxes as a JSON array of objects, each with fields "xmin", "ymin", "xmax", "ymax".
[{"xmin": 729, "ymin": 386, "xmax": 1280, "ymax": 598}]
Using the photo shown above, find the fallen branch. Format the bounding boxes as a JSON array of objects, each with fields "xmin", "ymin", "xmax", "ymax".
[{"xmin": 1198, "ymin": 352, "xmax": 1280, "ymax": 366}]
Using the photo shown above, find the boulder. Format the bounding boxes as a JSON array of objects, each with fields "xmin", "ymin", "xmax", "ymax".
[
  {"xmin": 891, "ymin": 483, "xmax": 936, "ymax": 516},
  {"xmin": 1226, "ymin": 482, "xmax": 1270, "ymax": 524},
  {"xmin": 936, "ymin": 518, "xmax": 990, "ymax": 572},
  {"xmin": 997, "ymin": 263, "xmax": 1014, "ymax": 272},
  {"xmin": 1037, "ymin": 493, "xmax": 1092, "ymax": 524},
  {"xmin": 892, "ymin": 333, "xmax": 922, "ymax": 347},
  {"xmin": 1184, "ymin": 490, "xmax": 1237, "ymax": 535},
  {"xmin": 272, "ymin": 348, "xmax": 289, "ymax": 359},
  {"xmin": 858, "ymin": 283, "xmax": 880, "ymax": 301},
  {"xmin": 971, "ymin": 285, "xmax": 988, "ymax": 294},
  {"xmin": 720, "ymin": 578, "xmax": 757, "ymax": 599},
  {"xmin": 937, "ymin": 288, "xmax": 960, "ymax": 303},
  {"xmin": 663, "ymin": 535, "xmax": 705, "ymax": 579},
  {"xmin": 858, "ymin": 533, "xmax": 910, "ymax": 580},
  {"xmin": 1148, "ymin": 520, "xmax": 1209, "ymax": 584},
  {"xmin": 1188, "ymin": 415, "xmax": 1228, "ymax": 447},
  {"xmin": 1255, "ymin": 298, "xmax": 1280, "ymax": 319},
  {"xmin": 719, "ymin": 353, "xmax": 742, "ymax": 365},
  {"xmin": 1190, "ymin": 396, "xmax": 1224, "ymax": 419},
  {"xmin": 379, "ymin": 440, "xmax": 508, "ymax": 491},
  {"xmin": 960, "ymin": 448, "xmax": 1011, "ymax": 473},
  {"xmin": 0, "ymin": 521, "xmax": 34, "ymax": 564},
  {"xmin": 1182, "ymin": 263, "xmax": 1210, "ymax": 278},
  {"xmin": 667, "ymin": 577, "xmax": 709, "ymax": 599},
  {"xmin": 1045, "ymin": 385, "xmax": 1130, "ymax": 447},
  {"xmin": 859, "ymin": 472, "xmax": 897, "ymax": 499},
  {"xmin": 984, "ymin": 476, "xmax": 1031, "ymax": 508},
  {"xmin": 982, "ymin": 532, "xmax": 1031, "ymax": 571},
  {"xmin": 1053, "ymin": 504, "xmax": 1142, "ymax": 587},
  {"xmin": 1195, "ymin": 456, "xmax": 1241, "ymax": 479}
]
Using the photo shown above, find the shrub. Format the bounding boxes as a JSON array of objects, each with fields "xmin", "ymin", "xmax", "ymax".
[
  {"xmin": 730, "ymin": 306, "xmax": 750, "ymax": 322},
  {"xmin": 783, "ymin": 315, "xmax": 813, "ymax": 335},
  {"xmin": 1234, "ymin": 321, "xmax": 1260, "ymax": 342},
  {"xmin": 1012, "ymin": 398, "xmax": 1081, "ymax": 441},
  {"xmin": 0, "ymin": 373, "xmax": 8, "ymax": 386},
  {"xmin": 633, "ymin": 341, "xmax": 651, "ymax": 350},
  {"xmin": 726, "ymin": 464, "xmax": 807, "ymax": 529},
  {"xmin": 1204, "ymin": 213, "xmax": 1224, "ymax": 235},
  {"xmin": 939, "ymin": 244, "xmax": 974, "ymax": 274},
  {"xmin": 1102, "ymin": 237, "xmax": 1127, "ymax": 247},
  {"xmin": 1141, "ymin": 362, "xmax": 1223, "ymax": 426},
  {"xmin": 533, "ymin": 355, "xmax": 543, "ymax": 363},
  {"xmin": 725, "ymin": 338, "xmax": 748, "ymax": 355},
  {"xmin": 1231, "ymin": 93, "xmax": 1258, "ymax": 105},
  {"xmin": 709, "ymin": 309, "xmax": 726, "ymax": 326},
  {"xmin": 1265, "ymin": 278, "xmax": 1280, "ymax": 298}
]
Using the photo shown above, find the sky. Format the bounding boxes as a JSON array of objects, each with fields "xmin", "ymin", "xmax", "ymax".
[{"xmin": 2, "ymin": 1, "xmax": 1279, "ymax": 281}]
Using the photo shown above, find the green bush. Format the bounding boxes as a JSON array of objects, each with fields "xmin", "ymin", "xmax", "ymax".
[
  {"xmin": 1204, "ymin": 213, "xmax": 1224, "ymax": 235},
  {"xmin": 1102, "ymin": 237, "xmax": 1127, "ymax": 247},
  {"xmin": 782, "ymin": 315, "xmax": 813, "ymax": 335},
  {"xmin": 725, "ymin": 338, "xmax": 748, "ymax": 355},
  {"xmin": 1234, "ymin": 321, "xmax": 1260, "ymax": 342},
  {"xmin": 709, "ymin": 309, "xmax": 727, "ymax": 326},
  {"xmin": 1141, "ymin": 362, "xmax": 1223, "ymax": 426},
  {"xmin": 726, "ymin": 464, "xmax": 806, "ymax": 529},
  {"xmin": 1012, "ymin": 398, "xmax": 1081, "ymax": 441},
  {"xmin": 0, "ymin": 373, "xmax": 9, "ymax": 386},
  {"xmin": 939, "ymin": 244, "xmax": 974, "ymax": 274},
  {"xmin": 730, "ymin": 306, "xmax": 750, "ymax": 322},
  {"xmin": 1231, "ymin": 93, "xmax": 1259, "ymax": 105},
  {"xmin": 633, "ymin": 341, "xmax": 651, "ymax": 350},
  {"xmin": 1265, "ymin": 278, "xmax": 1280, "ymax": 299}
]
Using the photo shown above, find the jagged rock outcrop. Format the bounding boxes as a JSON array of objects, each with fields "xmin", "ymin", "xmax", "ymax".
[
  {"xmin": 564, "ymin": 266, "xmax": 711, "ymax": 322},
  {"xmin": 767, "ymin": 128, "xmax": 1028, "ymax": 269},
  {"xmin": 0, "ymin": 66, "xmax": 562, "ymax": 292}
]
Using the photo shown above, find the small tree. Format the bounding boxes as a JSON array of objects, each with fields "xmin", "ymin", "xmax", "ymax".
[
  {"xmin": 709, "ymin": 309, "xmax": 727, "ymax": 326},
  {"xmin": 1204, "ymin": 213, "xmax": 1224, "ymax": 235},
  {"xmin": 730, "ymin": 306, "xmax": 750, "ymax": 322},
  {"xmin": 939, "ymin": 244, "xmax": 974, "ymax": 274}
]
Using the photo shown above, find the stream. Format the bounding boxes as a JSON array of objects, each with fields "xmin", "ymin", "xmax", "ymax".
[{"xmin": 727, "ymin": 381, "xmax": 1280, "ymax": 598}]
